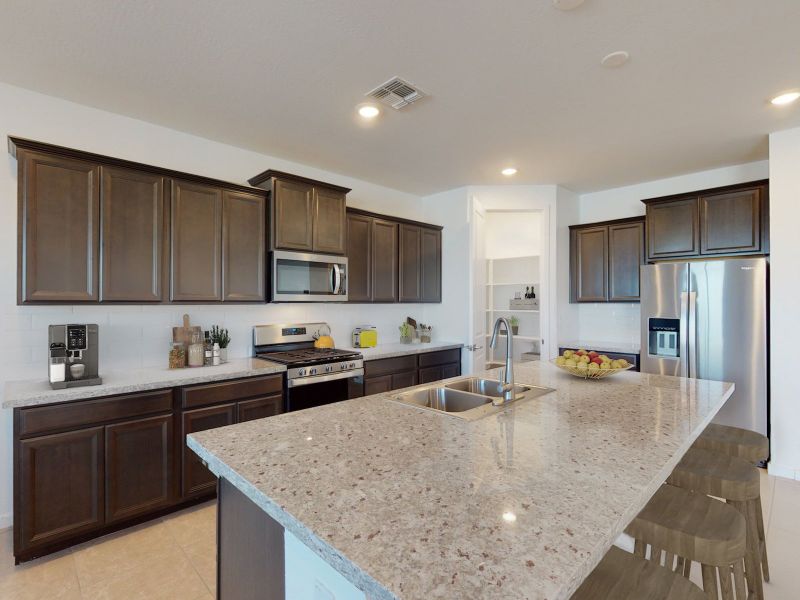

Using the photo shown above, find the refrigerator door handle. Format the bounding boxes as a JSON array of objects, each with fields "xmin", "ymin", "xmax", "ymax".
[
  {"xmin": 687, "ymin": 291, "xmax": 698, "ymax": 379},
  {"xmin": 679, "ymin": 292, "xmax": 689, "ymax": 378}
]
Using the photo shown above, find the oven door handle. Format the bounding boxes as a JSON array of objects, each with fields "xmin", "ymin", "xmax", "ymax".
[{"xmin": 287, "ymin": 368, "xmax": 364, "ymax": 388}]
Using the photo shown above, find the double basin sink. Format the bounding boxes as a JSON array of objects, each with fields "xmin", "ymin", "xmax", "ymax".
[{"xmin": 392, "ymin": 376, "xmax": 555, "ymax": 421}]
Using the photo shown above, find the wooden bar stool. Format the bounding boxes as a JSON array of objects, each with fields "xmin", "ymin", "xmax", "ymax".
[
  {"xmin": 571, "ymin": 546, "xmax": 706, "ymax": 599},
  {"xmin": 625, "ymin": 484, "xmax": 748, "ymax": 600},
  {"xmin": 693, "ymin": 423, "xmax": 770, "ymax": 583},
  {"xmin": 667, "ymin": 447, "xmax": 763, "ymax": 600}
]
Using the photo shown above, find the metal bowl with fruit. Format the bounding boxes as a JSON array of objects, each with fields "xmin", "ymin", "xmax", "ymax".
[{"xmin": 550, "ymin": 349, "xmax": 634, "ymax": 379}]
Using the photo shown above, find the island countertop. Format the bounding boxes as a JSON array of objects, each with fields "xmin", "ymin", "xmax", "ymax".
[{"xmin": 188, "ymin": 361, "xmax": 734, "ymax": 600}]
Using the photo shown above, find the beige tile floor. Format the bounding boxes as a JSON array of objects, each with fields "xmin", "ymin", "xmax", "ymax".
[{"xmin": 0, "ymin": 471, "xmax": 798, "ymax": 599}]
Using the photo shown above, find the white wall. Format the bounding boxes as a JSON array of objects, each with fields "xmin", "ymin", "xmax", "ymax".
[
  {"xmin": 567, "ymin": 161, "xmax": 770, "ymax": 348},
  {"xmin": 0, "ymin": 82, "xmax": 433, "ymax": 527},
  {"xmin": 768, "ymin": 126, "xmax": 800, "ymax": 481}
]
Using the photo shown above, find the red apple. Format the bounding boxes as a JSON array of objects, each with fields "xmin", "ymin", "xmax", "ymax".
[
  {"xmin": 588, "ymin": 351, "xmax": 599, "ymax": 359},
  {"xmin": 575, "ymin": 350, "xmax": 586, "ymax": 356},
  {"xmin": 591, "ymin": 356, "xmax": 603, "ymax": 365}
]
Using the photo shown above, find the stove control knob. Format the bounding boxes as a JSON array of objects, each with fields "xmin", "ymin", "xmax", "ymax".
[
  {"xmin": 350, "ymin": 362, "xmax": 356, "ymax": 368},
  {"xmin": 325, "ymin": 365, "xmax": 333, "ymax": 373},
  {"xmin": 309, "ymin": 368, "xmax": 317, "ymax": 375},
  {"xmin": 341, "ymin": 363, "xmax": 348, "ymax": 370},
  {"xmin": 298, "ymin": 368, "xmax": 306, "ymax": 376}
]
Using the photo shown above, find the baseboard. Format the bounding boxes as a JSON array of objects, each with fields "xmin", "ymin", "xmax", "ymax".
[
  {"xmin": 0, "ymin": 513, "xmax": 12, "ymax": 530},
  {"xmin": 767, "ymin": 463, "xmax": 798, "ymax": 480}
]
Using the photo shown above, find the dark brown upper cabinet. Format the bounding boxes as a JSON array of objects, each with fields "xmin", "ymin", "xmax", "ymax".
[
  {"xmin": 642, "ymin": 180, "xmax": 768, "ymax": 261},
  {"xmin": 222, "ymin": 190, "xmax": 266, "ymax": 302},
  {"xmin": 399, "ymin": 224, "xmax": 422, "ymax": 302},
  {"xmin": 570, "ymin": 217, "xmax": 645, "ymax": 303},
  {"xmin": 346, "ymin": 211, "xmax": 399, "ymax": 303},
  {"xmin": 100, "ymin": 167, "xmax": 166, "ymax": 302},
  {"xmin": 608, "ymin": 220, "xmax": 645, "ymax": 302},
  {"xmin": 170, "ymin": 180, "xmax": 223, "ymax": 302},
  {"xmin": 16, "ymin": 150, "xmax": 100, "ymax": 303},
  {"xmin": 248, "ymin": 170, "xmax": 350, "ymax": 255},
  {"xmin": 420, "ymin": 227, "xmax": 442, "ymax": 302}
]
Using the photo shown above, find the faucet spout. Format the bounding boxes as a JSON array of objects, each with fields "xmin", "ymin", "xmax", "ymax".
[{"xmin": 489, "ymin": 318, "xmax": 515, "ymax": 404}]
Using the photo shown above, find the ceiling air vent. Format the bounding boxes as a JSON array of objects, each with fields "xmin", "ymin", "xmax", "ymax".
[{"xmin": 366, "ymin": 77, "xmax": 427, "ymax": 110}]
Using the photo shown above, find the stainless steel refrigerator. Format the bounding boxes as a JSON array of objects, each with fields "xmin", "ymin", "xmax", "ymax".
[{"xmin": 640, "ymin": 257, "xmax": 768, "ymax": 437}]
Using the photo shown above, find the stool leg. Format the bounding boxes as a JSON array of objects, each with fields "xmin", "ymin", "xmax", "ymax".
[
  {"xmin": 665, "ymin": 551, "xmax": 675, "ymax": 570},
  {"xmin": 634, "ymin": 538, "xmax": 645, "ymax": 558},
  {"xmin": 755, "ymin": 495, "xmax": 770, "ymax": 582},
  {"xmin": 701, "ymin": 564, "xmax": 719, "ymax": 600},
  {"xmin": 732, "ymin": 560, "xmax": 747, "ymax": 600},
  {"xmin": 650, "ymin": 545, "xmax": 663, "ymax": 565},
  {"xmin": 684, "ymin": 559, "xmax": 692, "ymax": 578},
  {"xmin": 718, "ymin": 565, "xmax": 735, "ymax": 600},
  {"xmin": 675, "ymin": 555, "xmax": 685, "ymax": 574},
  {"xmin": 732, "ymin": 499, "xmax": 764, "ymax": 600}
]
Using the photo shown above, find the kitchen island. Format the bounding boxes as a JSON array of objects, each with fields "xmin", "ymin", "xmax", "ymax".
[{"xmin": 188, "ymin": 361, "xmax": 734, "ymax": 600}]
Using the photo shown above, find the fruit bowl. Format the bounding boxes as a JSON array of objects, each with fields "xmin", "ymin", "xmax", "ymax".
[{"xmin": 550, "ymin": 350, "xmax": 634, "ymax": 380}]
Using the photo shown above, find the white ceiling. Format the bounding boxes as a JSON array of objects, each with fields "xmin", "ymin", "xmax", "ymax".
[{"xmin": 0, "ymin": 0, "xmax": 798, "ymax": 195}]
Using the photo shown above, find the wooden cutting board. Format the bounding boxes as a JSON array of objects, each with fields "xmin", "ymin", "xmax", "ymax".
[{"xmin": 173, "ymin": 314, "xmax": 202, "ymax": 346}]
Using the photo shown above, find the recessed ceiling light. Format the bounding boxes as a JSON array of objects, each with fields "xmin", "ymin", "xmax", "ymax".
[
  {"xmin": 357, "ymin": 104, "xmax": 380, "ymax": 119},
  {"xmin": 601, "ymin": 51, "xmax": 630, "ymax": 68},
  {"xmin": 771, "ymin": 91, "xmax": 800, "ymax": 106},
  {"xmin": 501, "ymin": 167, "xmax": 518, "ymax": 176},
  {"xmin": 552, "ymin": 0, "xmax": 585, "ymax": 10}
]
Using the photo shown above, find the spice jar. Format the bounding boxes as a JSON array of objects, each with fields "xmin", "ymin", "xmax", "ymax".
[{"xmin": 168, "ymin": 342, "xmax": 186, "ymax": 369}]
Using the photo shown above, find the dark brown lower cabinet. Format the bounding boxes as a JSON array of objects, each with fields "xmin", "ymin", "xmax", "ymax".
[
  {"xmin": 237, "ymin": 395, "xmax": 284, "ymax": 422},
  {"xmin": 182, "ymin": 403, "xmax": 236, "ymax": 498},
  {"xmin": 105, "ymin": 414, "xmax": 173, "ymax": 523},
  {"xmin": 363, "ymin": 349, "xmax": 461, "ymax": 393},
  {"xmin": 364, "ymin": 374, "xmax": 393, "ymax": 395},
  {"xmin": 17, "ymin": 427, "xmax": 104, "ymax": 552}
]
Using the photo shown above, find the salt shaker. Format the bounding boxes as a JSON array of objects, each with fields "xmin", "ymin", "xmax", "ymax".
[{"xmin": 212, "ymin": 343, "xmax": 221, "ymax": 366}]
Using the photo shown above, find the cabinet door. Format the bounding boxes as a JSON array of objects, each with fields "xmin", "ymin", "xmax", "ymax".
[
  {"xmin": 237, "ymin": 395, "xmax": 284, "ymax": 423},
  {"xmin": 101, "ymin": 167, "xmax": 165, "ymax": 302},
  {"xmin": 346, "ymin": 213, "xmax": 372, "ymax": 302},
  {"xmin": 18, "ymin": 427, "xmax": 104, "ymax": 551},
  {"xmin": 273, "ymin": 179, "xmax": 314, "ymax": 251},
  {"xmin": 442, "ymin": 363, "xmax": 461, "ymax": 379},
  {"xmin": 420, "ymin": 228, "xmax": 442, "ymax": 303},
  {"xmin": 608, "ymin": 220, "xmax": 644, "ymax": 302},
  {"xmin": 571, "ymin": 226, "xmax": 608, "ymax": 302},
  {"xmin": 364, "ymin": 375, "xmax": 393, "ymax": 395},
  {"xmin": 399, "ymin": 224, "xmax": 422, "ymax": 302},
  {"xmin": 182, "ymin": 404, "xmax": 235, "ymax": 498},
  {"xmin": 373, "ymin": 218, "xmax": 399, "ymax": 302},
  {"xmin": 700, "ymin": 187, "xmax": 762, "ymax": 255},
  {"xmin": 418, "ymin": 366, "xmax": 444, "ymax": 384},
  {"xmin": 170, "ymin": 180, "xmax": 222, "ymax": 301},
  {"xmin": 313, "ymin": 187, "xmax": 347, "ymax": 255},
  {"xmin": 222, "ymin": 190, "xmax": 265, "ymax": 301},
  {"xmin": 105, "ymin": 414, "xmax": 173, "ymax": 523},
  {"xmin": 18, "ymin": 151, "xmax": 100, "ymax": 302},
  {"xmin": 647, "ymin": 198, "xmax": 700, "ymax": 259},
  {"xmin": 391, "ymin": 371, "xmax": 418, "ymax": 390}
]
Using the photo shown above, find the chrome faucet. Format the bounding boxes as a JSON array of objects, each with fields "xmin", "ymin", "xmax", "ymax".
[{"xmin": 489, "ymin": 317, "xmax": 515, "ymax": 405}]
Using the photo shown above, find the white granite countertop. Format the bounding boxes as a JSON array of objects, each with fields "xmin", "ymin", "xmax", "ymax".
[
  {"xmin": 188, "ymin": 362, "xmax": 733, "ymax": 600},
  {"xmin": 559, "ymin": 340, "xmax": 641, "ymax": 354},
  {"xmin": 342, "ymin": 341, "xmax": 463, "ymax": 361},
  {"xmin": 3, "ymin": 358, "xmax": 286, "ymax": 409}
]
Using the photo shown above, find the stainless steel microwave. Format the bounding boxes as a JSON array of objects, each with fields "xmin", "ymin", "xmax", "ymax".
[{"xmin": 270, "ymin": 250, "xmax": 348, "ymax": 302}]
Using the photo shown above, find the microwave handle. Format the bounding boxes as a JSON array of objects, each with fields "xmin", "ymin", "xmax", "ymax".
[{"xmin": 331, "ymin": 264, "xmax": 342, "ymax": 295}]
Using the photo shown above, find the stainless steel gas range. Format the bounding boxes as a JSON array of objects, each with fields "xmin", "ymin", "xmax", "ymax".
[{"xmin": 253, "ymin": 323, "xmax": 363, "ymax": 412}]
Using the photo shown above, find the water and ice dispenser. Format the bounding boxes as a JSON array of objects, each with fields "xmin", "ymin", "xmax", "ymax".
[{"xmin": 648, "ymin": 318, "xmax": 680, "ymax": 358}]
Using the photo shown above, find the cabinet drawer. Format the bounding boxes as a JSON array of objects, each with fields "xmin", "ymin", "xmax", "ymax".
[
  {"xmin": 418, "ymin": 349, "xmax": 461, "ymax": 368},
  {"xmin": 18, "ymin": 390, "xmax": 173, "ymax": 438},
  {"xmin": 180, "ymin": 375, "xmax": 282, "ymax": 409},
  {"xmin": 364, "ymin": 355, "xmax": 417, "ymax": 378},
  {"xmin": 364, "ymin": 375, "xmax": 393, "ymax": 396},
  {"xmin": 237, "ymin": 395, "xmax": 284, "ymax": 423}
]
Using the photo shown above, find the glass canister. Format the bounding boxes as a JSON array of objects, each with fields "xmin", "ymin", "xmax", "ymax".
[
  {"xmin": 168, "ymin": 342, "xmax": 186, "ymax": 369},
  {"xmin": 188, "ymin": 331, "xmax": 205, "ymax": 367}
]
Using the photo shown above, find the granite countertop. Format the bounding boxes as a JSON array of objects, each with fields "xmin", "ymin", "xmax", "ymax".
[
  {"xmin": 559, "ymin": 340, "xmax": 641, "ymax": 354},
  {"xmin": 188, "ymin": 362, "xmax": 733, "ymax": 600},
  {"xmin": 3, "ymin": 357, "xmax": 286, "ymax": 409},
  {"xmin": 343, "ymin": 341, "xmax": 463, "ymax": 361}
]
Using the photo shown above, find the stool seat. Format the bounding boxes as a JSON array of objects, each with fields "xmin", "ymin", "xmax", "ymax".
[
  {"xmin": 625, "ymin": 484, "xmax": 746, "ymax": 567},
  {"xmin": 668, "ymin": 447, "xmax": 760, "ymax": 501},
  {"xmin": 571, "ymin": 546, "xmax": 706, "ymax": 600},
  {"xmin": 693, "ymin": 423, "xmax": 769, "ymax": 464}
]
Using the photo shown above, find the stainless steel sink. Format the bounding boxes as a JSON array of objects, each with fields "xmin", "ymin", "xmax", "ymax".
[
  {"xmin": 392, "ymin": 377, "xmax": 555, "ymax": 421},
  {"xmin": 445, "ymin": 377, "xmax": 532, "ymax": 400}
]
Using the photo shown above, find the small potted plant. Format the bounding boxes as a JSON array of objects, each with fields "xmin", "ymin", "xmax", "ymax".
[
  {"xmin": 418, "ymin": 323, "xmax": 433, "ymax": 343},
  {"xmin": 509, "ymin": 316, "xmax": 519, "ymax": 335},
  {"xmin": 211, "ymin": 325, "xmax": 231, "ymax": 363},
  {"xmin": 399, "ymin": 322, "xmax": 414, "ymax": 344}
]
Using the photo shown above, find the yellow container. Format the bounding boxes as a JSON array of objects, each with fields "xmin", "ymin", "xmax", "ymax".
[{"xmin": 352, "ymin": 327, "xmax": 378, "ymax": 348}]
